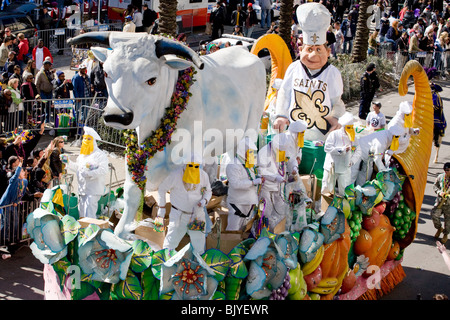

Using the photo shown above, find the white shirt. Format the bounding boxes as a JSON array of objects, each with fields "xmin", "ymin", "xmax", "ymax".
[
  {"xmin": 357, "ymin": 129, "xmax": 392, "ymax": 171},
  {"xmin": 133, "ymin": 11, "xmax": 143, "ymax": 27},
  {"xmin": 226, "ymin": 159, "xmax": 259, "ymax": 205},
  {"xmin": 157, "ymin": 167, "xmax": 212, "ymax": 215},
  {"xmin": 35, "ymin": 47, "xmax": 44, "ymax": 70},
  {"xmin": 276, "ymin": 60, "xmax": 345, "ymax": 142},
  {"xmin": 257, "ymin": 142, "xmax": 286, "ymax": 192},
  {"xmin": 324, "ymin": 128, "xmax": 361, "ymax": 173},
  {"xmin": 123, "ymin": 21, "xmax": 136, "ymax": 32},
  {"xmin": 75, "ymin": 147, "xmax": 109, "ymax": 196},
  {"xmin": 366, "ymin": 111, "xmax": 386, "ymax": 130}
]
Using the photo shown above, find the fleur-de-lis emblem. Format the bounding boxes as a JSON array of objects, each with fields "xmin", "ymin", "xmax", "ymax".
[
  {"xmin": 311, "ymin": 33, "xmax": 319, "ymax": 44},
  {"xmin": 290, "ymin": 87, "xmax": 330, "ymax": 135}
]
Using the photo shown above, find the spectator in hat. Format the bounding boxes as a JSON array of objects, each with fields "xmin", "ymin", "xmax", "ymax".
[
  {"xmin": 210, "ymin": 1, "xmax": 226, "ymax": 40},
  {"xmin": 142, "ymin": 3, "xmax": 158, "ymax": 34},
  {"xmin": 231, "ymin": 4, "xmax": 246, "ymax": 29},
  {"xmin": 366, "ymin": 101, "xmax": 386, "ymax": 131},
  {"xmin": 35, "ymin": 60, "xmax": 55, "ymax": 122},
  {"xmin": 32, "ymin": 39, "xmax": 53, "ymax": 71},
  {"xmin": 53, "ymin": 70, "xmax": 73, "ymax": 99},
  {"xmin": 232, "ymin": 25, "xmax": 244, "ymax": 36},
  {"xmin": 72, "ymin": 63, "xmax": 92, "ymax": 122},
  {"xmin": 359, "ymin": 63, "xmax": 380, "ymax": 120},
  {"xmin": 244, "ymin": 3, "xmax": 258, "ymax": 38},
  {"xmin": 123, "ymin": 15, "xmax": 136, "ymax": 32}
]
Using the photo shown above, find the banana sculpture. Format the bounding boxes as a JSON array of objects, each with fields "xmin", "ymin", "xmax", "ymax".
[{"xmin": 251, "ymin": 35, "xmax": 433, "ymax": 300}]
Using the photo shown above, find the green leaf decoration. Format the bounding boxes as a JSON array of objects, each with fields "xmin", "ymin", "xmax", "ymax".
[
  {"xmin": 95, "ymin": 282, "xmax": 112, "ymax": 300},
  {"xmin": 71, "ymin": 281, "xmax": 96, "ymax": 300},
  {"xmin": 130, "ymin": 240, "xmax": 153, "ymax": 273},
  {"xmin": 228, "ymin": 238, "xmax": 255, "ymax": 279},
  {"xmin": 212, "ymin": 290, "xmax": 226, "ymax": 300},
  {"xmin": 52, "ymin": 257, "xmax": 71, "ymax": 291},
  {"xmin": 141, "ymin": 268, "xmax": 159, "ymax": 300},
  {"xmin": 151, "ymin": 248, "xmax": 176, "ymax": 280},
  {"xmin": 201, "ymin": 248, "xmax": 231, "ymax": 282},
  {"xmin": 225, "ymin": 276, "xmax": 243, "ymax": 300},
  {"xmin": 259, "ymin": 228, "xmax": 276, "ymax": 240},
  {"xmin": 159, "ymin": 292, "xmax": 173, "ymax": 300},
  {"xmin": 60, "ymin": 215, "xmax": 80, "ymax": 244},
  {"xmin": 77, "ymin": 224, "xmax": 100, "ymax": 247},
  {"xmin": 111, "ymin": 270, "xmax": 143, "ymax": 300}
]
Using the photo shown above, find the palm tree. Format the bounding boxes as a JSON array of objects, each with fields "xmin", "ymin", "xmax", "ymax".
[
  {"xmin": 158, "ymin": 0, "xmax": 178, "ymax": 36},
  {"xmin": 351, "ymin": 0, "xmax": 371, "ymax": 63},
  {"xmin": 279, "ymin": 0, "xmax": 294, "ymax": 49}
]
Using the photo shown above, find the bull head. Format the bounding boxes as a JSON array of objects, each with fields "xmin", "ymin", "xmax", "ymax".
[{"xmin": 66, "ymin": 32, "xmax": 204, "ymax": 128}]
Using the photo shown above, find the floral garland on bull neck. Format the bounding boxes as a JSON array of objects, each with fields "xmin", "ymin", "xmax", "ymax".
[{"xmin": 123, "ymin": 66, "xmax": 196, "ymax": 191}]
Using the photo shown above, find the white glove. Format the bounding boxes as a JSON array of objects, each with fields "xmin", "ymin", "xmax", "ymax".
[
  {"xmin": 157, "ymin": 207, "xmax": 166, "ymax": 218},
  {"xmin": 198, "ymin": 199, "xmax": 207, "ymax": 207},
  {"xmin": 252, "ymin": 178, "xmax": 262, "ymax": 185},
  {"xmin": 275, "ymin": 175, "xmax": 285, "ymax": 183}
]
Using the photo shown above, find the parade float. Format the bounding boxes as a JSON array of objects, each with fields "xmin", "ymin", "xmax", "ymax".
[{"xmin": 26, "ymin": 5, "xmax": 433, "ymax": 301}]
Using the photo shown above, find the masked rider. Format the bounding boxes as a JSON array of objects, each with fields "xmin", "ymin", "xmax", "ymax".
[
  {"xmin": 226, "ymin": 137, "xmax": 261, "ymax": 231},
  {"xmin": 156, "ymin": 153, "xmax": 212, "ymax": 254}
]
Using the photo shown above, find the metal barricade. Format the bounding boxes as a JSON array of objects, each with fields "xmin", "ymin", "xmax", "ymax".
[
  {"xmin": 2, "ymin": 97, "xmax": 108, "ymax": 135},
  {"xmin": 35, "ymin": 22, "xmax": 123, "ymax": 55},
  {"xmin": 0, "ymin": 199, "xmax": 40, "ymax": 248}
]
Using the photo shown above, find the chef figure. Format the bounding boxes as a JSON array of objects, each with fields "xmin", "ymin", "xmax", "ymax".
[
  {"xmin": 156, "ymin": 153, "xmax": 212, "ymax": 254},
  {"xmin": 226, "ymin": 137, "xmax": 261, "ymax": 231},
  {"xmin": 75, "ymin": 126, "xmax": 109, "ymax": 219},
  {"xmin": 273, "ymin": 2, "xmax": 346, "ymax": 142},
  {"xmin": 350, "ymin": 124, "xmax": 404, "ymax": 186},
  {"xmin": 322, "ymin": 112, "xmax": 361, "ymax": 196},
  {"xmin": 257, "ymin": 133, "xmax": 289, "ymax": 231},
  {"xmin": 387, "ymin": 101, "xmax": 420, "ymax": 155}
]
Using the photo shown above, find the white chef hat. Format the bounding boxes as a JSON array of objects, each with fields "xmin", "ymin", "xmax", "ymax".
[
  {"xmin": 288, "ymin": 119, "xmax": 308, "ymax": 133},
  {"xmin": 83, "ymin": 126, "xmax": 101, "ymax": 140},
  {"xmin": 399, "ymin": 101, "xmax": 413, "ymax": 114},
  {"xmin": 272, "ymin": 78, "xmax": 283, "ymax": 90},
  {"xmin": 338, "ymin": 112, "xmax": 356, "ymax": 126},
  {"xmin": 296, "ymin": 3, "xmax": 331, "ymax": 46},
  {"xmin": 237, "ymin": 136, "xmax": 257, "ymax": 159}
]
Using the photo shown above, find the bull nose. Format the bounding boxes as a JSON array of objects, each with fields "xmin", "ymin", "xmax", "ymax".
[{"xmin": 103, "ymin": 112, "xmax": 134, "ymax": 126}]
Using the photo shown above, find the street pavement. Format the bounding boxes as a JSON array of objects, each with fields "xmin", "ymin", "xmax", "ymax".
[{"xmin": 0, "ymin": 33, "xmax": 449, "ymax": 300}]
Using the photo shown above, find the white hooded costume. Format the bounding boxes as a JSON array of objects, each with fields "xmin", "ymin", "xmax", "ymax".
[
  {"xmin": 257, "ymin": 133, "xmax": 289, "ymax": 231},
  {"xmin": 285, "ymin": 119, "xmax": 308, "ymax": 176},
  {"xmin": 387, "ymin": 101, "xmax": 420, "ymax": 154},
  {"xmin": 74, "ymin": 127, "xmax": 109, "ymax": 219},
  {"xmin": 322, "ymin": 112, "xmax": 361, "ymax": 196},
  {"xmin": 156, "ymin": 153, "xmax": 212, "ymax": 254},
  {"xmin": 350, "ymin": 124, "xmax": 404, "ymax": 186},
  {"xmin": 226, "ymin": 137, "xmax": 260, "ymax": 231}
]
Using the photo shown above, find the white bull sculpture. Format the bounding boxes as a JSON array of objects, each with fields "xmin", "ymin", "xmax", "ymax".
[{"xmin": 67, "ymin": 32, "xmax": 266, "ymax": 238}]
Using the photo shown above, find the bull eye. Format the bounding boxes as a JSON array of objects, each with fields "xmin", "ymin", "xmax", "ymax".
[{"xmin": 147, "ymin": 77, "xmax": 157, "ymax": 86}]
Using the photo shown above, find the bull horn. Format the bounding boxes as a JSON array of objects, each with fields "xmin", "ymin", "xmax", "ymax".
[
  {"xmin": 67, "ymin": 31, "xmax": 111, "ymax": 47},
  {"xmin": 155, "ymin": 37, "xmax": 204, "ymax": 70}
]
